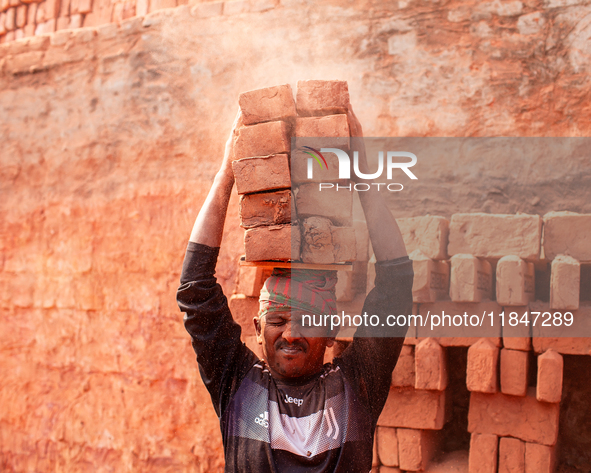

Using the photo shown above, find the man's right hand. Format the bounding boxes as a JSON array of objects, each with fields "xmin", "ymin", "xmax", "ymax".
[{"xmin": 220, "ymin": 109, "xmax": 243, "ymax": 179}]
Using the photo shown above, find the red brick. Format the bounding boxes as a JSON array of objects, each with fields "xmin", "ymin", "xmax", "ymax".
[
  {"xmin": 469, "ymin": 433, "xmax": 498, "ymax": 473},
  {"xmin": 300, "ymin": 217, "xmax": 356, "ymax": 264},
  {"xmin": 499, "ymin": 437, "xmax": 525, "ymax": 473},
  {"xmin": 500, "ymin": 349, "xmax": 528, "ymax": 397},
  {"xmin": 496, "ymin": 256, "xmax": 535, "ymax": 306},
  {"xmin": 249, "ymin": 0, "xmax": 278, "ymax": 13},
  {"xmin": 373, "ymin": 433, "xmax": 379, "ymax": 467},
  {"xmin": 415, "ymin": 338, "xmax": 447, "ymax": 391},
  {"xmin": 244, "ymin": 224, "xmax": 300, "ymax": 261},
  {"xmin": 531, "ymin": 302, "xmax": 591, "ymax": 355},
  {"xmin": 232, "ymin": 153, "xmax": 290, "ymax": 195},
  {"xmin": 550, "ymin": 254, "xmax": 580, "ymax": 310},
  {"xmin": 58, "ymin": 0, "xmax": 69, "ymax": 17},
  {"xmin": 70, "ymin": 0, "xmax": 92, "ymax": 14},
  {"xmin": 378, "ymin": 387, "xmax": 446, "ymax": 430},
  {"xmin": 239, "ymin": 190, "xmax": 293, "ymax": 229},
  {"xmin": 448, "ymin": 213, "xmax": 542, "ymax": 260},
  {"xmin": 296, "ymin": 80, "xmax": 350, "ymax": 117},
  {"xmin": 23, "ymin": 23, "xmax": 34, "ymax": 37},
  {"xmin": 228, "ymin": 294, "xmax": 259, "ymax": 336},
  {"xmin": 294, "ymin": 115, "xmax": 350, "ymax": 149},
  {"xmin": 467, "ymin": 338, "xmax": 498, "ymax": 393},
  {"xmin": 468, "ymin": 388, "xmax": 560, "ymax": 446},
  {"xmin": 410, "ymin": 250, "xmax": 449, "ymax": 303},
  {"xmin": 332, "ymin": 226, "xmax": 356, "ymax": 263},
  {"xmin": 190, "ymin": 1, "xmax": 222, "ymax": 17},
  {"xmin": 543, "ymin": 211, "xmax": 591, "ymax": 262},
  {"xmin": 35, "ymin": 18, "xmax": 56, "ymax": 34},
  {"xmin": 301, "ymin": 217, "xmax": 334, "ymax": 264},
  {"xmin": 377, "ymin": 426, "xmax": 399, "ymax": 467},
  {"xmin": 397, "ymin": 216, "xmax": 449, "ymax": 260},
  {"xmin": 26, "ymin": 3, "xmax": 35, "ymax": 24},
  {"xmin": 233, "ymin": 121, "xmax": 290, "ymax": 161},
  {"xmin": 524, "ymin": 443, "xmax": 556, "ymax": 473},
  {"xmin": 536, "ymin": 349, "xmax": 563, "ymax": 404},
  {"xmin": 15, "ymin": 4, "xmax": 25, "ymax": 28},
  {"xmin": 502, "ymin": 305, "xmax": 531, "ymax": 351},
  {"xmin": 392, "ymin": 345, "xmax": 415, "ymax": 387},
  {"xmin": 8, "ymin": 273, "xmax": 36, "ymax": 309},
  {"xmin": 36, "ymin": 0, "xmax": 59, "ymax": 21},
  {"xmin": 397, "ymin": 428, "xmax": 438, "ymax": 471},
  {"xmin": 450, "ymin": 254, "xmax": 492, "ymax": 303},
  {"xmin": 56, "ymin": 16, "xmax": 69, "ymax": 30},
  {"xmin": 238, "ymin": 84, "xmax": 296, "ymax": 125},
  {"xmin": 69, "ymin": 12, "xmax": 81, "ymax": 27},
  {"xmin": 235, "ymin": 266, "xmax": 271, "ymax": 298},
  {"xmin": 4, "ymin": 5, "xmax": 14, "ymax": 29},
  {"xmin": 295, "ymin": 183, "xmax": 353, "ymax": 226},
  {"xmin": 416, "ymin": 301, "xmax": 502, "ymax": 345},
  {"xmin": 74, "ymin": 276, "xmax": 104, "ymax": 311}
]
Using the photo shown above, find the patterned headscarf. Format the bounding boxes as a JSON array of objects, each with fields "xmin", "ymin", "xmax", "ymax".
[{"xmin": 259, "ymin": 268, "xmax": 338, "ymax": 318}]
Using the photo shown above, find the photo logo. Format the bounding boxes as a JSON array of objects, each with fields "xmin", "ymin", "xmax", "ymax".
[
  {"xmin": 302, "ymin": 147, "xmax": 329, "ymax": 178},
  {"xmin": 297, "ymin": 146, "xmax": 418, "ymax": 192},
  {"xmin": 318, "ymin": 148, "xmax": 418, "ymax": 180}
]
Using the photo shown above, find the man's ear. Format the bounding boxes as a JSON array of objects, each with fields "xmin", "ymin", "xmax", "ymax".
[{"xmin": 254, "ymin": 316, "xmax": 263, "ymax": 345}]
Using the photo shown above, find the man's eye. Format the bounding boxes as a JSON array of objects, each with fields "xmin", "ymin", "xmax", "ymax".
[{"xmin": 267, "ymin": 318, "xmax": 287, "ymax": 326}]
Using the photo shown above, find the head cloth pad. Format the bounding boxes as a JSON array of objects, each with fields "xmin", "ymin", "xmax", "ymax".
[{"xmin": 259, "ymin": 268, "xmax": 338, "ymax": 317}]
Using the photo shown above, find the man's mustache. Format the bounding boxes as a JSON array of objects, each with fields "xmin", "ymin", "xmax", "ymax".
[{"xmin": 276, "ymin": 340, "xmax": 307, "ymax": 351}]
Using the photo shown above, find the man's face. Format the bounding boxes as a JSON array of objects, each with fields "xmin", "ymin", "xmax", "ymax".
[{"xmin": 254, "ymin": 311, "xmax": 334, "ymax": 380}]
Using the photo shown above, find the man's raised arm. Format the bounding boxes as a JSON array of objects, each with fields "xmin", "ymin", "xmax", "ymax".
[
  {"xmin": 177, "ymin": 111, "xmax": 257, "ymax": 417},
  {"xmin": 336, "ymin": 107, "xmax": 414, "ymax": 423},
  {"xmin": 348, "ymin": 107, "xmax": 407, "ymax": 262}
]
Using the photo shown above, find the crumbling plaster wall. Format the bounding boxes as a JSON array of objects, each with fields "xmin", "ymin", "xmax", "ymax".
[{"xmin": 1, "ymin": 0, "xmax": 591, "ymax": 471}]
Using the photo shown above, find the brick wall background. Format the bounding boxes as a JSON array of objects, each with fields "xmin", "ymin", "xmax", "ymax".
[
  {"xmin": 0, "ymin": 0, "xmax": 229, "ymax": 43},
  {"xmin": 1, "ymin": 0, "xmax": 591, "ymax": 471}
]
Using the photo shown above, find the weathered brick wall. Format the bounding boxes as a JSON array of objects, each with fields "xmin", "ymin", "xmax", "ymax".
[{"xmin": 1, "ymin": 0, "xmax": 591, "ymax": 471}]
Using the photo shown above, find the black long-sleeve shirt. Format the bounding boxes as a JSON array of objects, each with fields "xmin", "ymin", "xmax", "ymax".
[{"xmin": 177, "ymin": 242, "xmax": 413, "ymax": 472}]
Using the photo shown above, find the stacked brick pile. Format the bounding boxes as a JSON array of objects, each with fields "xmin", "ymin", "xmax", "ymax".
[
  {"xmin": 369, "ymin": 211, "xmax": 591, "ymax": 472},
  {"xmin": 231, "ymin": 80, "xmax": 357, "ymax": 266},
  {"xmin": 0, "ymin": 0, "xmax": 281, "ymax": 43},
  {"xmin": 0, "ymin": 0, "xmax": 93, "ymax": 41},
  {"xmin": 232, "ymin": 211, "xmax": 591, "ymax": 472}
]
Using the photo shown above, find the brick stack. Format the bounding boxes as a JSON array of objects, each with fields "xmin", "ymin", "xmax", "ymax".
[
  {"xmin": 232, "ymin": 81, "xmax": 357, "ymax": 265},
  {"xmin": 371, "ymin": 215, "xmax": 452, "ymax": 471},
  {"xmin": 364, "ymin": 212, "xmax": 591, "ymax": 472},
  {"xmin": 232, "ymin": 84, "xmax": 297, "ymax": 262}
]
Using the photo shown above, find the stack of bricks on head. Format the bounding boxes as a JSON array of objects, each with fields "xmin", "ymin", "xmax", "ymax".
[{"xmin": 231, "ymin": 80, "xmax": 357, "ymax": 267}]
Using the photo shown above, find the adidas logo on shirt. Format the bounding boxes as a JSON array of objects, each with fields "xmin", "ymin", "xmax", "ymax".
[{"xmin": 255, "ymin": 411, "xmax": 269, "ymax": 428}]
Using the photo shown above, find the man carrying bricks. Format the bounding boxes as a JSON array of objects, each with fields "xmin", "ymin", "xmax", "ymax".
[{"xmin": 177, "ymin": 107, "xmax": 413, "ymax": 472}]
